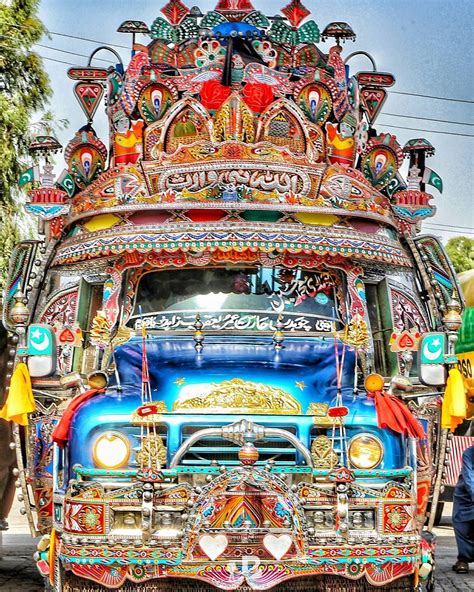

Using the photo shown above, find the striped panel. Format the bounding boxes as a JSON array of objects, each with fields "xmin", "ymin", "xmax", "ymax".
[{"xmin": 443, "ymin": 436, "xmax": 474, "ymax": 486}]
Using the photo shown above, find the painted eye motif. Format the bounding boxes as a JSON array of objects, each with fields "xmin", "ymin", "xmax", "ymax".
[
  {"xmin": 138, "ymin": 84, "xmax": 174, "ymax": 123},
  {"xmin": 350, "ymin": 185, "xmax": 363, "ymax": 197},
  {"xmin": 298, "ymin": 83, "xmax": 332, "ymax": 125},
  {"xmin": 361, "ymin": 139, "xmax": 401, "ymax": 190},
  {"xmin": 81, "ymin": 150, "xmax": 93, "ymax": 177},
  {"xmin": 374, "ymin": 152, "xmax": 387, "ymax": 174},
  {"xmin": 151, "ymin": 89, "xmax": 163, "ymax": 114},
  {"xmin": 102, "ymin": 184, "xmax": 114, "ymax": 195},
  {"xmin": 308, "ymin": 90, "xmax": 320, "ymax": 120}
]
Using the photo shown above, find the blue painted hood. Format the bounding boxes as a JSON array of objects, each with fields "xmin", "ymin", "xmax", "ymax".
[
  {"xmin": 68, "ymin": 336, "xmax": 405, "ymax": 473},
  {"xmin": 113, "ymin": 335, "xmax": 356, "ymax": 411}
]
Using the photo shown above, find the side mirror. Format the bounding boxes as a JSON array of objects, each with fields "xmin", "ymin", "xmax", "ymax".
[
  {"xmin": 27, "ymin": 324, "xmax": 56, "ymax": 377},
  {"xmin": 418, "ymin": 332, "xmax": 447, "ymax": 387}
]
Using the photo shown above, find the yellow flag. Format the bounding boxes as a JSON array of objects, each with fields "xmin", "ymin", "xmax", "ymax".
[
  {"xmin": 48, "ymin": 528, "xmax": 56, "ymax": 585},
  {"xmin": 441, "ymin": 367, "xmax": 467, "ymax": 431},
  {"xmin": 0, "ymin": 363, "xmax": 35, "ymax": 426}
]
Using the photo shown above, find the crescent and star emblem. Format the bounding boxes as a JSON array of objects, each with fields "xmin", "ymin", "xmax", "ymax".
[
  {"xmin": 30, "ymin": 328, "xmax": 50, "ymax": 352},
  {"xmin": 422, "ymin": 337, "xmax": 443, "ymax": 362}
]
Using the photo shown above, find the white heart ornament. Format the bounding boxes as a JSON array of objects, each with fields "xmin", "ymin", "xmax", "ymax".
[
  {"xmin": 263, "ymin": 534, "xmax": 292, "ymax": 560},
  {"xmin": 199, "ymin": 534, "xmax": 228, "ymax": 561}
]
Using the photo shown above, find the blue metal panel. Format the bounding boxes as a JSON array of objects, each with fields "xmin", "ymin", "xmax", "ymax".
[{"xmin": 112, "ymin": 334, "xmax": 357, "ymax": 410}]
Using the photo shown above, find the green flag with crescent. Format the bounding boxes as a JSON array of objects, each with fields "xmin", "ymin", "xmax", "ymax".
[
  {"xmin": 422, "ymin": 167, "xmax": 443, "ymax": 193},
  {"xmin": 56, "ymin": 169, "xmax": 76, "ymax": 197},
  {"xmin": 17, "ymin": 166, "xmax": 39, "ymax": 188},
  {"xmin": 385, "ymin": 173, "xmax": 406, "ymax": 198}
]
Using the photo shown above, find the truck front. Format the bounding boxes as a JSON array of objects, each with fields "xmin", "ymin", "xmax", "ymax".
[
  {"xmin": 2, "ymin": 1, "xmax": 462, "ymax": 591},
  {"xmin": 56, "ymin": 260, "xmax": 424, "ymax": 591}
]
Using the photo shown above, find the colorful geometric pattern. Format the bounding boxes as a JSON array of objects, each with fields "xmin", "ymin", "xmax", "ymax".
[
  {"xmin": 63, "ymin": 502, "xmax": 106, "ymax": 535},
  {"xmin": 383, "ymin": 504, "xmax": 414, "ymax": 533},
  {"xmin": 73, "ymin": 82, "xmax": 105, "ymax": 121},
  {"xmin": 61, "ymin": 547, "xmax": 418, "ymax": 588},
  {"xmin": 390, "ymin": 287, "xmax": 428, "ymax": 333},
  {"xmin": 414, "ymin": 235, "xmax": 463, "ymax": 311},
  {"xmin": 215, "ymin": 0, "xmax": 255, "ymax": 12},
  {"xmin": 51, "ymin": 228, "xmax": 411, "ymax": 268}
]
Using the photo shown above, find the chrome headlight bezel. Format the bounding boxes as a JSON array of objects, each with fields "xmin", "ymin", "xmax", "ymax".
[
  {"xmin": 92, "ymin": 431, "xmax": 131, "ymax": 470},
  {"xmin": 348, "ymin": 433, "xmax": 383, "ymax": 470}
]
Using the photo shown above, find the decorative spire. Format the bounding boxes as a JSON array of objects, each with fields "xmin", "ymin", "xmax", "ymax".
[
  {"xmin": 273, "ymin": 314, "xmax": 285, "ymax": 351},
  {"xmin": 10, "ymin": 290, "xmax": 29, "ymax": 327},
  {"xmin": 406, "ymin": 165, "xmax": 422, "ymax": 190},
  {"xmin": 403, "ymin": 138, "xmax": 437, "ymax": 192},
  {"xmin": 443, "ymin": 292, "xmax": 463, "ymax": 333},
  {"xmin": 281, "ymin": 0, "xmax": 310, "ymax": 28}
]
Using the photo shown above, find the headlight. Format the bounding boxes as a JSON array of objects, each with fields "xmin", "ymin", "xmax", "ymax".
[
  {"xmin": 93, "ymin": 432, "xmax": 131, "ymax": 470},
  {"xmin": 349, "ymin": 434, "xmax": 383, "ymax": 470}
]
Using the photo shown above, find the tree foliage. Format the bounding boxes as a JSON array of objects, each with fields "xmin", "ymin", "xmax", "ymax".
[
  {"xmin": 445, "ymin": 236, "xmax": 474, "ymax": 274},
  {"xmin": 0, "ymin": 0, "xmax": 51, "ymax": 291}
]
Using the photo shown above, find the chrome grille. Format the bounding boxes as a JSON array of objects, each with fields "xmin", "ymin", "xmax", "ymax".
[{"xmin": 180, "ymin": 425, "xmax": 298, "ymax": 466}]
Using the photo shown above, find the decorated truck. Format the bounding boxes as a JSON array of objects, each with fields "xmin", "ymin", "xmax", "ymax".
[{"xmin": 2, "ymin": 1, "xmax": 467, "ymax": 591}]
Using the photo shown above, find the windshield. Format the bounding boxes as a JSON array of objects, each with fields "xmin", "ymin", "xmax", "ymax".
[{"xmin": 129, "ymin": 267, "xmax": 345, "ymax": 333}]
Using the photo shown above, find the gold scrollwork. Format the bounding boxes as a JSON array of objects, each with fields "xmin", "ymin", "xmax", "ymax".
[
  {"xmin": 136, "ymin": 434, "xmax": 167, "ymax": 470},
  {"xmin": 311, "ymin": 435, "xmax": 338, "ymax": 469},
  {"xmin": 307, "ymin": 402, "xmax": 335, "ymax": 426},
  {"xmin": 214, "ymin": 94, "xmax": 255, "ymax": 143},
  {"xmin": 172, "ymin": 378, "xmax": 302, "ymax": 415}
]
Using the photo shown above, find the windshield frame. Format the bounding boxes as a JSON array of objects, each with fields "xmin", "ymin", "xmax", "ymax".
[{"xmin": 125, "ymin": 264, "xmax": 348, "ymax": 335}]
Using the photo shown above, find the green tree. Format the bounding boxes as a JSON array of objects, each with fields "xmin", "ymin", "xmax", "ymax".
[
  {"xmin": 445, "ymin": 236, "xmax": 474, "ymax": 273},
  {"xmin": 0, "ymin": 0, "xmax": 51, "ymax": 291}
]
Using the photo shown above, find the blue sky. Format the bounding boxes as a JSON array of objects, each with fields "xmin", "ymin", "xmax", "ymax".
[{"xmin": 37, "ymin": 0, "xmax": 474, "ymax": 244}]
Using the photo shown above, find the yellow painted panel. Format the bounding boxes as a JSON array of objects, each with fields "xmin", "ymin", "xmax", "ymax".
[
  {"xmin": 295, "ymin": 213, "xmax": 339, "ymax": 226},
  {"xmin": 83, "ymin": 214, "xmax": 121, "ymax": 232}
]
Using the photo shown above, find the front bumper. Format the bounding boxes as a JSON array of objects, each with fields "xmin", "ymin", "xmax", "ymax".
[
  {"xmin": 61, "ymin": 545, "xmax": 419, "ymax": 590},
  {"xmin": 55, "ymin": 464, "xmax": 423, "ymax": 590}
]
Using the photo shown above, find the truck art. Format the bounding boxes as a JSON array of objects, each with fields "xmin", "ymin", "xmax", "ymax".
[{"xmin": 2, "ymin": 0, "xmax": 468, "ymax": 590}]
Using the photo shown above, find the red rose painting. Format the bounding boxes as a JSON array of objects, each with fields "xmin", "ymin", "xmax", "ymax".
[
  {"xmin": 242, "ymin": 83, "xmax": 274, "ymax": 113},
  {"xmin": 200, "ymin": 79, "xmax": 231, "ymax": 111}
]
